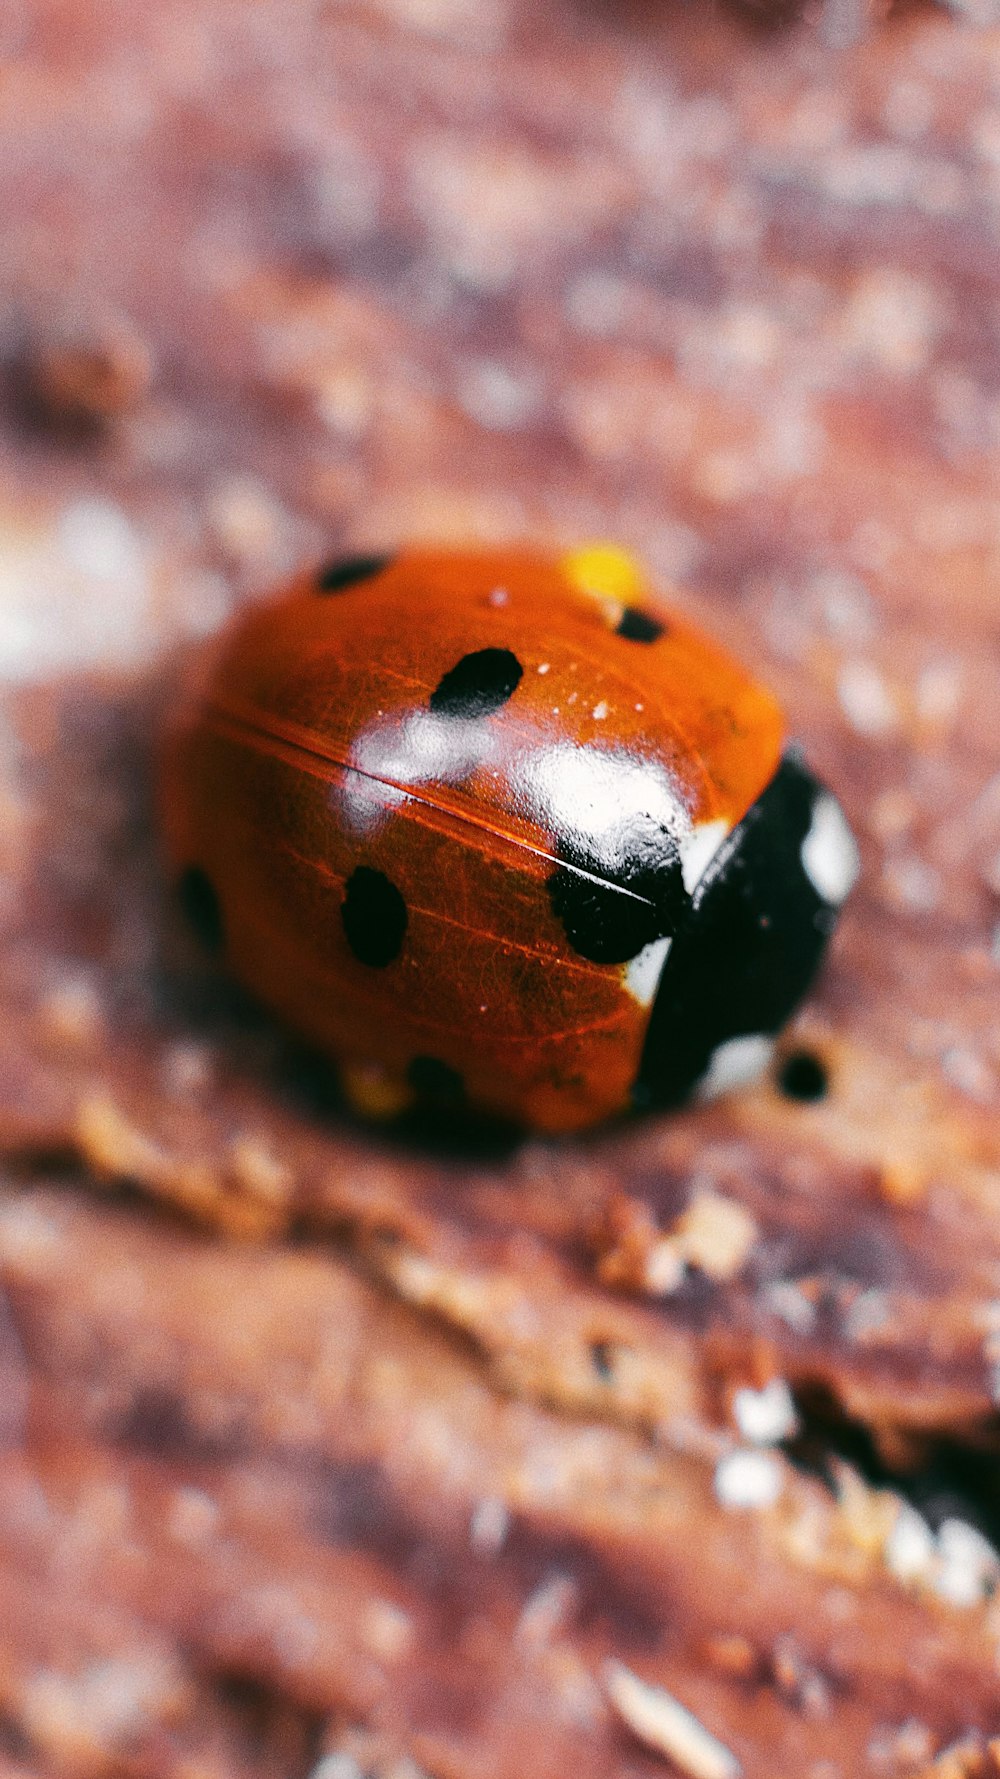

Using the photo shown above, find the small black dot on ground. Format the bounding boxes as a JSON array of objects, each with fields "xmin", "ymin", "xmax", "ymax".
[
  {"xmin": 429, "ymin": 648, "xmax": 523, "ymax": 719},
  {"xmin": 777, "ymin": 1049, "xmax": 829, "ymax": 1102},
  {"xmin": 589, "ymin": 1339, "xmax": 616, "ymax": 1381},
  {"xmin": 616, "ymin": 607, "xmax": 665, "ymax": 643},
  {"xmin": 341, "ymin": 866, "xmax": 408, "ymax": 967},
  {"xmin": 177, "ymin": 866, "xmax": 224, "ymax": 953},
  {"xmin": 316, "ymin": 553, "xmax": 392, "ymax": 594},
  {"xmin": 407, "ymin": 1055, "xmax": 465, "ymax": 1106}
]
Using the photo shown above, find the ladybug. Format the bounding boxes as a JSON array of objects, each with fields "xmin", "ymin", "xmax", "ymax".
[{"xmin": 161, "ymin": 545, "xmax": 858, "ymax": 1133}]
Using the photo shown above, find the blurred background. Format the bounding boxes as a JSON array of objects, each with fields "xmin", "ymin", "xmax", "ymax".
[{"xmin": 2, "ymin": 0, "xmax": 997, "ymax": 711}]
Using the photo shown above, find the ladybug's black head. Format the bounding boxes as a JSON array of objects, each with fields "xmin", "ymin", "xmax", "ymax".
[{"xmin": 633, "ymin": 755, "xmax": 858, "ymax": 1111}]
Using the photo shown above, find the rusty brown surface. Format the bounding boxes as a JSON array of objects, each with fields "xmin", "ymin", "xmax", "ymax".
[
  {"xmin": 6, "ymin": 1181, "xmax": 1000, "ymax": 1779},
  {"xmin": 1, "ymin": 0, "xmax": 1000, "ymax": 1774}
]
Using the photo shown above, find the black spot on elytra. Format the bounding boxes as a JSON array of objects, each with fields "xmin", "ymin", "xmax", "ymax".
[
  {"xmin": 177, "ymin": 866, "xmax": 224, "ymax": 954},
  {"xmin": 546, "ymin": 819, "xmax": 688, "ymax": 965},
  {"xmin": 616, "ymin": 607, "xmax": 664, "ymax": 643},
  {"xmin": 778, "ymin": 1049, "xmax": 829, "ymax": 1103},
  {"xmin": 316, "ymin": 553, "xmax": 392, "ymax": 593},
  {"xmin": 430, "ymin": 647, "xmax": 523, "ymax": 719},
  {"xmin": 547, "ymin": 866, "xmax": 663, "ymax": 964},
  {"xmin": 407, "ymin": 1055, "xmax": 466, "ymax": 1107},
  {"xmin": 341, "ymin": 866, "xmax": 407, "ymax": 967}
]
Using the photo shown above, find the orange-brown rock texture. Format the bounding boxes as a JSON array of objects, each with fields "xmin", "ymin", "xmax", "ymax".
[{"xmin": 1, "ymin": 1, "xmax": 1000, "ymax": 1774}]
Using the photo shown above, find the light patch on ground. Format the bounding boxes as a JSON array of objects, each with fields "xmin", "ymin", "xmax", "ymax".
[
  {"xmin": 837, "ymin": 659, "xmax": 901, "ymax": 737},
  {"xmin": 732, "ymin": 1378, "xmax": 798, "ymax": 1445},
  {"xmin": 0, "ymin": 494, "xmax": 157, "ymax": 680},
  {"xmin": 605, "ymin": 1659, "xmax": 741, "ymax": 1779},
  {"xmin": 697, "ymin": 1034, "xmax": 775, "ymax": 1102},
  {"xmin": 714, "ymin": 1449, "xmax": 784, "ymax": 1512},
  {"xmin": 840, "ymin": 269, "xmax": 943, "ymax": 374}
]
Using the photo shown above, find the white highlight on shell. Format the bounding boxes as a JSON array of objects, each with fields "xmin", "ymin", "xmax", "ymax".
[
  {"xmin": 697, "ymin": 1034, "xmax": 775, "ymax": 1102},
  {"xmin": 338, "ymin": 772, "xmax": 410, "ymax": 831},
  {"xmin": 623, "ymin": 936, "xmax": 672, "ymax": 1008},
  {"xmin": 517, "ymin": 743, "xmax": 690, "ymax": 871},
  {"xmin": 341, "ymin": 708, "xmax": 494, "ymax": 831},
  {"xmin": 714, "ymin": 1449, "xmax": 784, "ymax": 1512},
  {"xmin": 801, "ymin": 793, "xmax": 860, "ymax": 906},
  {"xmin": 680, "ymin": 818, "xmax": 730, "ymax": 895},
  {"xmin": 732, "ymin": 1378, "xmax": 798, "ymax": 1446},
  {"xmin": 604, "ymin": 1660, "xmax": 742, "ymax": 1779}
]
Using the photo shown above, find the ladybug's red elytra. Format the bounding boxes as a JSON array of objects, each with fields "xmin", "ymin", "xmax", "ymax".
[{"xmin": 161, "ymin": 545, "xmax": 859, "ymax": 1133}]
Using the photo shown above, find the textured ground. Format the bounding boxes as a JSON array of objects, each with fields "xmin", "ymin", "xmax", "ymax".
[{"xmin": 1, "ymin": 1, "xmax": 1000, "ymax": 1775}]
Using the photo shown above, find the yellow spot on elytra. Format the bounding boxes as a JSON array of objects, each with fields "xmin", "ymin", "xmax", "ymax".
[{"xmin": 562, "ymin": 544, "xmax": 644, "ymax": 616}]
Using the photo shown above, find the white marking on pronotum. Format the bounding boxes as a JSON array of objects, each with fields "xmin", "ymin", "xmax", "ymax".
[
  {"xmin": 679, "ymin": 818, "xmax": 729, "ymax": 895},
  {"xmin": 801, "ymin": 793, "xmax": 860, "ymax": 905},
  {"xmin": 623, "ymin": 936, "xmax": 672, "ymax": 1008},
  {"xmin": 604, "ymin": 1660, "xmax": 742, "ymax": 1779},
  {"xmin": 697, "ymin": 1034, "xmax": 774, "ymax": 1102},
  {"xmin": 340, "ymin": 708, "xmax": 494, "ymax": 831}
]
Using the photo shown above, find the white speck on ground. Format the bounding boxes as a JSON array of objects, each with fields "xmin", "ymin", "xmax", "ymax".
[
  {"xmin": 837, "ymin": 659, "xmax": 900, "ymax": 737},
  {"xmin": 733, "ymin": 1378, "xmax": 799, "ymax": 1445},
  {"xmin": 470, "ymin": 1495, "xmax": 510, "ymax": 1554},
  {"xmin": 714, "ymin": 1449, "xmax": 784, "ymax": 1511},
  {"xmin": 0, "ymin": 496, "xmax": 156, "ymax": 679},
  {"xmin": 604, "ymin": 1659, "xmax": 742, "ymax": 1779}
]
